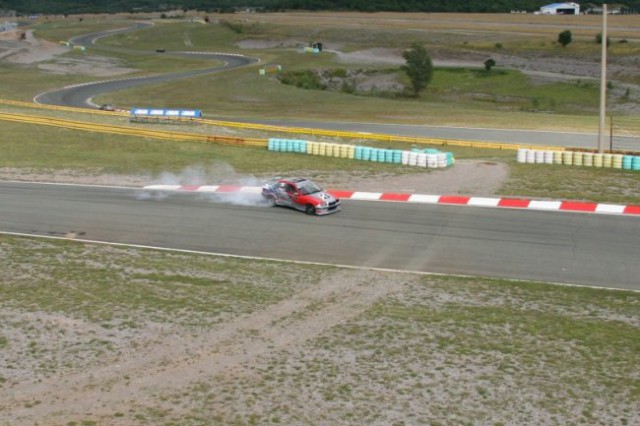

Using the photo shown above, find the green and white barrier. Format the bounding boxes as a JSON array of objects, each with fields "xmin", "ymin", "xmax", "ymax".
[{"xmin": 516, "ymin": 148, "xmax": 640, "ymax": 171}]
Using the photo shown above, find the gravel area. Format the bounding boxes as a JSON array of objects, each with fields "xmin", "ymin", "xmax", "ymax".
[{"xmin": 1, "ymin": 238, "xmax": 638, "ymax": 425}]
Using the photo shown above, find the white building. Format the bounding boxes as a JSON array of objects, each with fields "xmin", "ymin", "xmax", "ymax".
[
  {"xmin": 1, "ymin": 9, "xmax": 17, "ymax": 32},
  {"xmin": 539, "ymin": 3, "xmax": 581, "ymax": 15}
]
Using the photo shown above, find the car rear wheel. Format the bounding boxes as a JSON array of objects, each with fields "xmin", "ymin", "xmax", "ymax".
[
  {"xmin": 305, "ymin": 204, "xmax": 316, "ymax": 215},
  {"xmin": 265, "ymin": 195, "xmax": 277, "ymax": 207}
]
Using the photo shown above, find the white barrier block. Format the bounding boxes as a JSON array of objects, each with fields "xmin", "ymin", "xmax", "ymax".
[
  {"xmin": 529, "ymin": 200, "xmax": 562, "ymax": 210},
  {"xmin": 468, "ymin": 197, "xmax": 501, "ymax": 207},
  {"xmin": 407, "ymin": 194, "xmax": 440, "ymax": 204},
  {"xmin": 351, "ymin": 192, "xmax": 383, "ymax": 200},
  {"xmin": 143, "ymin": 185, "xmax": 181, "ymax": 190},
  {"xmin": 595, "ymin": 204, "xmax": 626, "ymax": 214}
]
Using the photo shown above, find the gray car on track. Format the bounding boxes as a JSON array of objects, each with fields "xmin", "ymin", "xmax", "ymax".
[{"xmin": 261, "ymin": 177, "xmax": 341, "ymax": 215}]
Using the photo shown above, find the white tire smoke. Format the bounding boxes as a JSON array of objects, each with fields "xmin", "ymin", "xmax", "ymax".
[{"xmin": 137, "ymin": 163, "xmax": 268, "ymax": 207}]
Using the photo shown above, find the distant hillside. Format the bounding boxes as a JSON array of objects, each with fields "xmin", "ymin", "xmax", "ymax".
[{"xmin": 3, "ymin": 0, "xmax": 637, "ymax": 16}]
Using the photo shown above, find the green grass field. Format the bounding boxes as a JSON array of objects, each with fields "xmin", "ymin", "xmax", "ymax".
[
  {"xmin": 14, "ymin": 15, "xmax": 640, "ymax": 131},
  {"xmin": 0, "ymin": 235, "xmax": 638, "ymax": 424},
  {"xmin": 3, "ymin": 103, "xmax": 640, "ymax": 203},
  {"xmin": 1, "ymin": 14, "xmax": 639, "ymax": 425}
]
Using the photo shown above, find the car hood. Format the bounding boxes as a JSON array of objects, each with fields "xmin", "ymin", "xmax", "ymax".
[{"xmin": 307, "ymin": 191, "xmax": 337, "ymax": 203}]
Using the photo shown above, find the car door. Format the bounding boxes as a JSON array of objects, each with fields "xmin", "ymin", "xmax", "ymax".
[
  {"xmin": 288, "ymin": 183, "xmax": 304, "ymax": 210},
  {"xmin": 275, "ymin": 182, "xmax": 294, "ymax": 207}
]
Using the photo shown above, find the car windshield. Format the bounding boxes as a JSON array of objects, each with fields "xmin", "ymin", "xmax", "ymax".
[{"xmin": 298, "ymin": 181, "xmax": 322, "ymax": 195}]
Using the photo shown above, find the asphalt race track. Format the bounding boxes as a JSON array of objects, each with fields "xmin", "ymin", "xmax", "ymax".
[
  {"xmin": 35, "ymin": 24, "xmax": 259, "ymax": 108},
  {"xmin": 15, "ymin": 25, "xmax": 640, "ymax": 291},
  {"xmin": 2, "ymin": 182, "xmax": 639, "ymax": 290}
]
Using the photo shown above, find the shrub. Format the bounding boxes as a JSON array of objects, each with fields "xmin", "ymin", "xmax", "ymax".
[
  {"xmin": 330, "ymin": 68, "xmax": 348, "ymax": 78},
  {"xmin": 341, "ymin": 81, "xmax": 355, "ymax": 94},
  {"xmin": 558, "ymin": 30, "xmax": 572, "ymax": 47},
  {"xmin": 278, "ymin": 70, "xmax": 326, "ymax": 90},
  {"xmin": 484, "ymin": 58, "xmax": 496, "ymax": 71},
  {"xmin": 220, "ymin": 20, "xmax": 244, "ymax": 34}
]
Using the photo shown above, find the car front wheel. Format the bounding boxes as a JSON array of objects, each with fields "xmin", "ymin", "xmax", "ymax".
[{"xmin": 305, "ymin": 204, "xmax": 316, "ymax": 215}]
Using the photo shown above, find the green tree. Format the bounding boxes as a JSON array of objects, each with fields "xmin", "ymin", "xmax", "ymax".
[
  {"xmin": 401, "ymin": 43, "xmax": 433, "ymax": 97},
  {"xmin": 558, "ymin": 30, "xmax": 572, "ymax": 47},
  {"xmin": 484, "ymin": 58, "xmax": 496, "ymax": 71}
]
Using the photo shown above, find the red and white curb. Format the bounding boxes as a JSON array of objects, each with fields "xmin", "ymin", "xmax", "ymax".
[{"xmin": 142, "ymin": 185, "xmax": 640, "ymax": 216}]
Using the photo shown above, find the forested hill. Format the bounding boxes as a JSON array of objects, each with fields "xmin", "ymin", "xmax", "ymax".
[{"xmin": 0, "ymin": 0, "xmax": 632, "ymax": 15}]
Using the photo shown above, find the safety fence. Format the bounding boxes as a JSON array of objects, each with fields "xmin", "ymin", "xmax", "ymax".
[
  {"xmin": 0, "ymin": 112, "xmax": 266, "ymax": 147},
  {"xmin": 1, "ymin": 98, "xmax": 124, "ymax": 116},
  {"xmin": 6, "ymin": 98, "xmax": 640, "ymax": 156},
  {"xmin": 268, "ymin": 138, "xmax": 454, "ymax": 168},
  {"xmin": 517, "ymin": 148, "xmax": 640, "ymax": 171}
]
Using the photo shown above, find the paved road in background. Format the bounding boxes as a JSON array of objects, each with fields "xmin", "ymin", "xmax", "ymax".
[
  {"xmin": 35, "ymin": 24, "xmax": 258, "ymax": 108},
  {"xmin": 2, "ymin": 182, "xmax": 639, "ymax": 290},
  {"xmin": 234, "ymin": 118, "xmax": 640, "ymax": 151}
]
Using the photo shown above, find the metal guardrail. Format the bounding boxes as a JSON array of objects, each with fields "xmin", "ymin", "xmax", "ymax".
[
  {"xmin": 0, "ymin": 112, "xmax": 267, "ymax": 147},
  {"xmin": 0, "ymin": 98, "xmax": 568, "ymax": 151}
]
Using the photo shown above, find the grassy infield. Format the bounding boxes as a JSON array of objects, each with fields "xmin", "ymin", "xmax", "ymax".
[{"xmin": 0, "ymin": 13, "xmax": 639, "ymax": 425}]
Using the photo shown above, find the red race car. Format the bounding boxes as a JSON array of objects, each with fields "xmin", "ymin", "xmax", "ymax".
[{"xmin": 261, "ymin": 177, "xmax": 341, "ymax": 215}]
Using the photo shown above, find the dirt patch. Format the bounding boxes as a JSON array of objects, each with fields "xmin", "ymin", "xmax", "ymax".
[
  {"xmin": 1, "ymin": 267, "xmax": 416, "ymax": 423},
  {"xmin": 299, "ymin": 160, "xmax": 509, "ymax": 195},
  {"xmin": 37, "ymin": 55, "xmax": 139, "ymax": 76},
  {"xmin": 0, "ymin": 29, "xmax": 138, "ymax": 76},
  {"xmin": 0, "ymin": 30, "xmax": 69, "ymax": 63},
  {"xmin": 236, "ymin": 38, "xmax": 306, "ymax": 49},
  {"xmin": 0, "ymin": 160, "xmax": 510, "ymax": 196},
  {"xmin": 331, "ymin": 47, "xmax": 406, "ymax": 66}
]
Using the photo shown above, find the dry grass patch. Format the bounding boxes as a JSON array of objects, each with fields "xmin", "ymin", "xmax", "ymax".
[{"xmin": 1, "ymin": 235, "xmax": 638, "ymax": 425}]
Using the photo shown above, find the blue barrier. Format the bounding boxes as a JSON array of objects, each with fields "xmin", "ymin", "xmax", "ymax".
[
  {"xmin": 361, "ymin": 147, "xmax": 371, "ymax": 161},
  {"xmin": 268, "ymin": 138, "xmax": 280, "ymax": 151},
  {"xmin": 446, "ymin": 152, "xmax": 454, "ymax": 166},
  {"xmin": 130, "ymin": 107, "xmax": 202, "ymax": 123},
  {"xmin": 384, "ymin": 149, "xmax": 394, "ymax": 163}
]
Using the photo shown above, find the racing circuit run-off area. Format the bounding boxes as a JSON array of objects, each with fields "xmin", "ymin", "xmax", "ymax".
[{"xmin": 1, "ymin": 8, "xmax": 640, "ymax": 426}]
